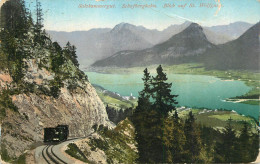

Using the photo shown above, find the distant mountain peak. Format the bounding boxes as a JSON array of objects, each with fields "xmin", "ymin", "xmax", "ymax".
[
  {"xmin": 183, "ymin": 21, "xmax": 192, "ymax": 25},
  {"xmin": 111, "ymin": 23, "xmax": 136, "ymax": 33},
  {"xmin": 184, "ymin": 23, "xmax": 203, "ymax": 32},
  {"xmin": 117, "ymin": 22, "xmax": 133, "ymax": 27},
  {"xmin": 168, "ymin": 23, "xmax": 207, "ymax": 42},
  {"xmin": 165, "ymin": 21, "xmax": 191, "ymax": 30}
]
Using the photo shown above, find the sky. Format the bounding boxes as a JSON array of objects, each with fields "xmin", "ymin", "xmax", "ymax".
[{"xmin": 24, "ymin": 0, "xmax": 260, "ymax": 31}]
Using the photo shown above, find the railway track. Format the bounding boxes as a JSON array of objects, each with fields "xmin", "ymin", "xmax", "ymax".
[
  {"xmin": 42, "ymin": 144, "xmax": 67, "ymax": 164},
  {"xmin": 39, "ymin": 137, "xmax": 90, "ymax": 164}
]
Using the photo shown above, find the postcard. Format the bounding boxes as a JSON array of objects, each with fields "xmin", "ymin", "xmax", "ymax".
[{"xmin": 0, "ymin": 0, "xmax": 259, "ymax": 163}]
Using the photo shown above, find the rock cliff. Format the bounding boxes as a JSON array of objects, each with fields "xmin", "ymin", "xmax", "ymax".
[
  {"xmin": 1, "ymin": 69, "xmax": 111, "ymax": 158},
  {"xmin": 0, "ymin": 54, "xmax": 112, "ymax": 159}
]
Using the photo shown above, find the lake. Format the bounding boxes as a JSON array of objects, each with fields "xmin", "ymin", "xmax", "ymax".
[{"xmin": 86, "ymin": 72, "xmax": 259, "ymax": 119}]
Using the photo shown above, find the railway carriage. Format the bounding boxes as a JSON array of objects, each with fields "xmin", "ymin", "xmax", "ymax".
[{"xmin": 44, "ymin": 125, "xmax": 69, "ymax": 142}]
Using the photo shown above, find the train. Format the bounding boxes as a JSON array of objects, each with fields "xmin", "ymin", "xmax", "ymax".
[{"xmin": 44, "ymin": 125, "xmax": 69, "ymax": 142}]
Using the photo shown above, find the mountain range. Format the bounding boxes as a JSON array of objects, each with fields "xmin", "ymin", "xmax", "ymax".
[
  {"xmin": 47, "ymin": 21, "xmax": 253, "ymax": 67},
  {"xmin": 92, "ymin": 23, "xmax": 214, "ymax": 67},
  {"xmin": 92, "ymin": 22, "xmax": 260, "ymax": 70},
  {"xmin": 202, "ymin": 22, "xmax": 260, "ymax": 70}
]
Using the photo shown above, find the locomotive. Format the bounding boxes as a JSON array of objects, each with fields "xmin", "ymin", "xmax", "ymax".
[{"xmin": 44, "ymin": 125, "xmax": 69, "ymax": 142}]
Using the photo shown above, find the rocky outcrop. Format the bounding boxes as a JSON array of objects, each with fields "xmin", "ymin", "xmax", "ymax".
[
  {"xmin": 0, "ymin": 65, "xmax": 112, "ymax": 158},
  {"xmin": 0, "ymin": 62, "xmax": 111, "ymax": 157},
  {"xmin": 2, "ymin": 84, "xmax": 110, "ymax": 157},
  {"xmin": 0, "ymin": 45, "xmax": 112, "ymax": 160},
  {"xmin": 0, "ymin": 73, "xmax": 12, "ymax": 90}
]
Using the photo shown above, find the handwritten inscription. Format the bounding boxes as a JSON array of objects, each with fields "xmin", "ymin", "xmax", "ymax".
[
  {"xmin": 79, "ymin": 4, "xmax": 115, "ymax": 9},
  {"xmin": 122, "ymin": 4, "xmax": 157, "ymax": 9},
  {"xmin": 163, "ymin": 3, "xmax": 222, "ymax": 9},
  {"xmin": 77, "ymin": 0, "xmax": 223, "ymax": 16}
]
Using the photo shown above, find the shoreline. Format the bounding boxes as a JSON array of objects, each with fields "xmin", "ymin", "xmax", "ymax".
[
  {"xmin": 225, "ymin": 98, "xmax": 259, "ymax": 103},
  {"xmin": 85, "ymin": 64, "xmax": 260, "ymax": 106}
]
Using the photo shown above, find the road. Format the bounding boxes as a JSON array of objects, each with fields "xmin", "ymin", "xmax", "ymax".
[{"xmin": 35, "ymin": 138, "xmax": 86, "ymax": 164}]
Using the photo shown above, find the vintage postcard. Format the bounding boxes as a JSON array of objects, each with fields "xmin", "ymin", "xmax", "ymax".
[{"xmin": 0, "ymin": 0, "xmax": 259, "ymax": 163}]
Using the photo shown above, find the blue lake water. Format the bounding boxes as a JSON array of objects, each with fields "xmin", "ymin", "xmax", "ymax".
[{"xmin": 86, "ymin": 72, "xmax": 259, "ymax": 119}]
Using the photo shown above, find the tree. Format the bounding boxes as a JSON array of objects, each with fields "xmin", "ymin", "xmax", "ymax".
[
  {"xmin": 0, "ymin": 0, "xmax": 30, "ymax": 52},
  {"xmin": 135, "ymin": 109, "xmax": 164, "ymax": 163},
  {"xmin": 249, "ymin": 133, "xmax": 259, "ymax": 161},
  {"xmin": 132, "ymin": 68, "xmax": 153, "ymax": 162},
  {"xmin": 64, "ymin": 42, "xmax": 79, "ymax": 67},
  {"xmin": 32, "ymin": 0, "xmax": 45, "ymax": 45},
  {"xmin": 133, "ymin": 68, "xmax": 152, "ymax": 115},
  {"xmin": 50, "ymin": 42, "xmax": 65, "ymax": 73},
  {"xmin": 141, "ymin": 68, "xmax": 151, "ymax": 97},
  {"xmin": 105, "ymin": 105, "xmax": 118, "ymax": 124},
  {"xmin": 0, "ymin": 0, "xmax": 31, "ymax": 38},
  {"xmin": 215, "ymin": 117, "xmax": 237, "ymax": 163},
  {"xmin": 184, "ymin": 111, "xmax": 202, "ymax": 162},
  {"xmin": 199, "ymin": 125, "xmax": 216, "ymax": 163},
  {"xmin": 163, "ymin": 116, "xmax": 185, "ymax": 163},
  {"xmin": 134, "ymin": 66, "xmax": 181, "ymax": 163},
  {"xmin": 237, "ymin": 122, "xmax": 250, "ymax": 162},
  {"xmin": 0, "ymin": 0, "xmax": 32, "ymax": 82},
  {"xmin": 171, "ymin": 110, "xmax": 184, "ymax": 162},
  {"xmin": 50, "ymin": 76, "xmax": 63, "ymax": 98},
  {"xmin": 117, "ymin": 108, "xmax": 124, "ymax": 123},
  {"xmin": 124, "ymin": 107, "xmax": 133, "ymax": 118},
  {"xmin": 151, "ymin": 65, "xmax": 179, "ymax": 162},
  {"xmin": 92, "ymin": 124, "xmax": 98, "ymax": 132},
  {"xmin": 133, "ymin": 66, "xmax": 179, "ymax": 163},
  {"xmin": 151, "ymin": 65, "xmax": 178, "ymax": 116},
  {"xmin": 133, "ymin": 68, "xmax": 167, "ymax": 163},
  {"xmin": 135, "ymin": 68, "xmax": 152, "ymax": 114},
  {"xmin": 173, "ymin": 110, "xmax": 179, "ymax": 123},
  {"xmin": 35, "ymin": 0, "xmax": 43, "ymax": 36},
  {"xmin": 70, "ymin": 45, "xmax": 79, "ymax": 67}
]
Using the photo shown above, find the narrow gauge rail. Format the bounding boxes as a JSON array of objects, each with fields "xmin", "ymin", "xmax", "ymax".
[{"xmin": 42, "ymin": 144, "xmax": 67, "ymax": 164}]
